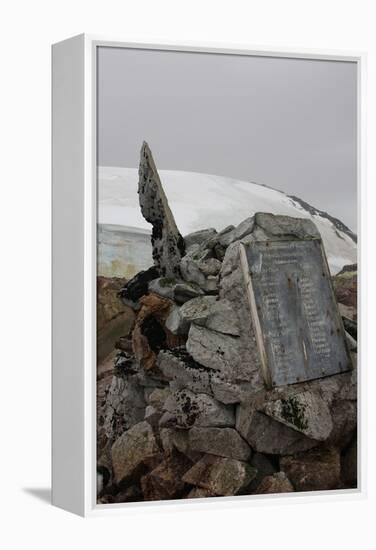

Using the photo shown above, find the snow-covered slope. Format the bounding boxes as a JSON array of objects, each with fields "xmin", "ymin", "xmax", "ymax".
[{"xmin": 98, "ymin": 167, "xmax": 357, "ymax": 275}]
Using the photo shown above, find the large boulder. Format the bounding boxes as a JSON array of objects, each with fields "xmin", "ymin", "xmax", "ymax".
[
  {"xmin": 140, "ymin": 453, "xmax": 193, "ymax": 500},
  {"xmin": 255, "ymin": 472, "xmax": 294, "ymax": 494},
  {"xmin": 186, "ymin": 325, "xmax": 243, "ymax": 378},
  {"xmin": 236, "ymin": 366, "xmax": 357, "ymax": 454},
  {"xmin": 178, "ymin": 296, "xmax": 240, "ymax": 336},
  {"xmin": 138, "ymin": 142, "xmax": 185, "ymax": 277},
  {"xmin": 182, "ymin": 454, "xmax": 257, "ymax": 496},
  {"xmin": 280, "ymin": 447, "xmax": 341, "ymax": 491},
  {"xmin": 187, "ymin": 427, "xmax": 251, "ymax": 461},
  {"xmin": 162, "ymin": 389, "xmax": 235, "ymax": 429},
  {"xmin": 111, "ymin": 421, "xmax": 161, "ymax": 484},
  {"xmin": 158, "ymin": 349, "xmax": 213, "ymax": 395},
  {"xmin": 99, "ymin": 374, "xmax": 146, "ymax": 441},
  {"xmin": 262, "ymin": 391, "xmax": 333, "ymax": 441},
  {"xmin": 236, "ymin": 405, "xmax": 318, "ymax": 455}
]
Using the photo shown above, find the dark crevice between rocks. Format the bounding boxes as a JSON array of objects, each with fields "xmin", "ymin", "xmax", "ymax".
[{"xmin": 141, "ymin": 316, "xmax": 167, "ymax": 353}]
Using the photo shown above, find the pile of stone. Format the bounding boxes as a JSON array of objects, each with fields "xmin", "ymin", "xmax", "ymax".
[{"xmin": 96, "ymin": 143, "xmax": 357, "ymax": 503}]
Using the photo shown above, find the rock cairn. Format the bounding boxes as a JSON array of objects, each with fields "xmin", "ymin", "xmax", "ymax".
[{"xmin": 97, "ymin": 146, "xmax": 357, "ymax": 504}]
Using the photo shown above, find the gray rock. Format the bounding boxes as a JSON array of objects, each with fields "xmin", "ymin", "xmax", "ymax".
[
  {"xmin": 210, "ymin": 373, "xmax": 250, "ymax": 404},
  {"xmin": 157, "ymin": 349, "xmax": 249, "ymax": 405},
  {"xmin": 146, "ymin": 387, "xmax": 171, "ymax": 410},
  {"xmin": 198, "ymin": 258, "xmax": 222, "ymax": 277},
  {"xmin": 218, "ymin": 216, "xmax": 255, "ymax": 247},
  {"xmin": 204, "ymin": 299, "xmax": 240, "ymax": 335},
  {"xmin": 111, "ymin": 421, "xmax": 160, "ymax": 484},
  {"xmin": 163, "ymin": 389, "xmax": 235, "ymax": 429},
  {"xmin": 186, "ymin": 324, "xmax": 243, "ymax": 378},
  {"xmin": 184, "ymin": 228, "xmax": 217, "ymax": 250},
  {"xmin": 180, "ymin": 296, "xmax": 240, "ymax": 336},
  {"xmin": 138, "ymin": 142, "xmax": 185, "ymax": 278},
  {"xmin": 148, "ymin": 277, "xmax": 175, "ymax": 300},
  {"xmin": 180, "ymin": 244, "xmax": 220, "ymax": 293},
  {"xmin": 149, "ymin": 277, "xmax": 204, "ymax": 304},
  {"xmin": 180, "ymin": 253, "xmax": 207, "ymax": 288},
  {"xmin": 234, "ymin": 369, "xmax": 356, "ymax": 453},
  {"xmin": 276, "ymin": 369, "xmax": 357, "ymax": 449},
  {"xmin": 253, "ymin": 212, "xmax": 321, "ymax": 240},
  {"xmin": 202, "ymin": 275, "xmax": 220, "ymax": 294},
  {"xmin": 165, "ymin": 305, "xmax": 189, "ymax": 335},
  {"xmin": 182, "ymin": 454, "xmax": 257, "ymax": 496},
  {"xmin": 157, "ymin": 349, "xmax": 213, "ymax": 395},
  {"xmin": 100, "ymin": 375, "xmax": 146, "ymax": 441},
  {"xmin": 174, "ymin": 282, "xmax": 205, "ymax": 304},
  {"xmin": 218, "ymin": 225, "xmax": 236, "ymax": 237},
  {"xmin": 180, "ymin": 296, "xmax": 217, "ymax": 325},
  {"xmin": 263, "ymin": 391, "xmax": 333, "ymax": 441},
  {"xmin": 188, "ymin": 427, "xmax": 251, "ymax": 461},
  {"xmin": 236, "ymin": 404, "xmax": 318, "ymax": 455}
]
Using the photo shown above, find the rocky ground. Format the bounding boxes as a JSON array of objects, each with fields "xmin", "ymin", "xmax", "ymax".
[{"xmin": 96, "ymin": 143, "xmax": 357, "ymax": 504}]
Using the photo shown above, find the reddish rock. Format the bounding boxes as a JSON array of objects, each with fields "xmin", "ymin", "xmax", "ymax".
[
  {"xmin": 186, "ymin": 487, "xmax": 216, "ymax": 499},
  {"xmin": 97, "ymin": 276, "xmax": 136, "ymax": 362},
  {"xmin": 255, "ymin": 472, "xmax": 294, "ymax": 494},
  {"xmin": 182, "ymin": 454, "xmax": 257, "ymax": 496},
  {"xmin": 111, "ymin": 421, "xmax": 161, "ymax": 484},
  {"xmin": 132, "ymin": 293, "xmax": 184, "ymax": 371},
  {"xmin": 280, "ymin": 447, "xmax": 341, "ymax": 491},
  {"xmin": 141, "ymin": 453, "xmax": 193, "ymax": 501}
]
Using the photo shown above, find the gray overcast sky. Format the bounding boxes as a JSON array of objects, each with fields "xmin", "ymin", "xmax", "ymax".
[{"xmin": 97, "ymin": 47, "xmax": 357, "ymax": 231}]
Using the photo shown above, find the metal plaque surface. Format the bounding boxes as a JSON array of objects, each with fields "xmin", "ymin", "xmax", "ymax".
[{"xmin": 241, "ymin": 239, "xmax": 352, "ymax": 387}]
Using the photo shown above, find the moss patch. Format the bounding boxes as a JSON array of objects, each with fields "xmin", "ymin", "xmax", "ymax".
[{"xmin": 280, "ymin": 397, "xmax": 308, "ymax": 431}]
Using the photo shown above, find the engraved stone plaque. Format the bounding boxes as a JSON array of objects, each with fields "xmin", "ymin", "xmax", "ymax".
[{"xmin": 240, "ymin": 239, "xmax": 352, "ymax": 387}]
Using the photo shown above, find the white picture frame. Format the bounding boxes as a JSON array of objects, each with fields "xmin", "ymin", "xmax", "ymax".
[{"xmin": 52, "ymin": 34, "xmax": 365, "ymax": 517}]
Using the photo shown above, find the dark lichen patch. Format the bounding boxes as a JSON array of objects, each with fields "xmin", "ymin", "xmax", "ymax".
[
  {"xmin": 176, "ymin": 390, "xmax": 200, "ymax": 427},
  {"xmin": 280, "ymin": 397, "xmax": 308, "ymax": 431},
  {"xmin": 166, "ymin": 348, "xmax": 214, "ymax": 373}
]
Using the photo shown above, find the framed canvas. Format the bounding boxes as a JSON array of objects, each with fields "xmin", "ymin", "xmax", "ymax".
[{"xmin": 52, "ymin": 34, "xmax": 365, "ymax": 517}]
